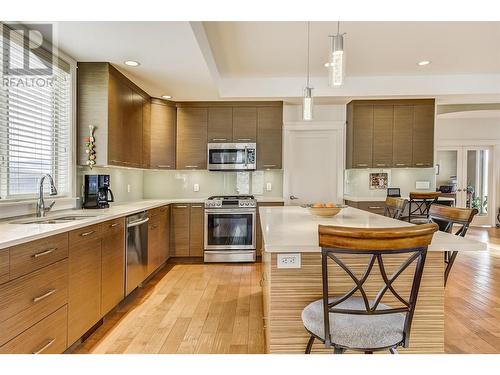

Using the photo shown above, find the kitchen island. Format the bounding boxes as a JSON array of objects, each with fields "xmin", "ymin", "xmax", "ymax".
[{"xmin": 259, "ymin": 206, "xmax": 486, "ymax": 354}]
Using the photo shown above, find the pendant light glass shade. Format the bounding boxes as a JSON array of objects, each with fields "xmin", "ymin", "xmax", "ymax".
[
  {"xmin": 328, "ymin": 33, "xmax": 345, "ymax": 87},
  {"xmin": 302, "ymin": 87, "xmax": 313, "ymax": 121}
]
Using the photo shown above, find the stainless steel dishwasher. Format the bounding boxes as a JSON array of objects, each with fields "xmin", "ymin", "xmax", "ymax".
[{"xmin": 125, "ymin": 211, "xmax": 149, "ymax": 296}]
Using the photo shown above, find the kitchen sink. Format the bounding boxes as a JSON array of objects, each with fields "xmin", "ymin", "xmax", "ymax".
[{"xmin": 10, "ymin": 214, "xmax": 99, "ymax": 224}]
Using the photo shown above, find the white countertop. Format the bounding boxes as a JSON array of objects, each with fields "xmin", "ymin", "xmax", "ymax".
[
  {"xmin": 259, "ymin": 206, "xmax": 487, "ymax": 253},
  {"xmin": 343, "ymin": 196, "xmax": 455, "ymax": 202},
  {"xmin": 0, "ymin": 196, "xmax": 285, "ymax": 250}
]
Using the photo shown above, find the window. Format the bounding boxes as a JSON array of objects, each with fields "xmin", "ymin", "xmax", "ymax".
[{"xmin": 0, "ymin": 24, "xmax": 71, "ymax": 200}]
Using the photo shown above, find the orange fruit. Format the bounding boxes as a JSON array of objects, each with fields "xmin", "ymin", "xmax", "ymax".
[
  {"xmin": 325, "ymin": 202, "xmax": 335, "ymax": 208},
  {"xmin": 312, "ymin": 203, "xmax": 325, "ymax": 208}
]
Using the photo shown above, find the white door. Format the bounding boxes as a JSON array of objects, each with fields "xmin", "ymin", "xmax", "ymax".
[
  {"xmin": 436, "ymin": 145, "xmax": 494, "ymax": 226},
  {"xmin": 284, "ymin": 124, "xmax": 344, "ymax": 206}
]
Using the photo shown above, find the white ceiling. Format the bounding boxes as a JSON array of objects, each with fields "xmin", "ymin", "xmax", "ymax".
[
  {"xmin": 54, "ymin": 21, "xmax": 219, "ymax": 100},
  {"xmin": 203, "ymin": 21, "xmax": 500, "ymax": 77},
  {"xmin": 50, "ymin": 21, "xmax": 500, "ymax": 102}
]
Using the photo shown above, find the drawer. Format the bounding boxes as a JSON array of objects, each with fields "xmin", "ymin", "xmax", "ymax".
[
  {"xmin": 0, "ymin": 259, "xmax": 68, "ymax": 346},
  {"xmin": 357, "ymin": 201, "xmax": 386, "ymax": 215},
  {"xmin": 0, "ymin": 248, "xmax": 9, "ymax": 284},
  {"xmin": 100, "ymin": 217, "xmax": 125, "ymax": 235},
  {"xmin": 148, "ymin": 205, "xmax": 169, "ymax": 218},
  {"xmin": 10, "ymin": 233, "xmax": 68, "ymax": 280},
  {"xmin": 0, "ymin": 305, "xmax": 67, "ymax": 354},
  {"xmin": 69, "ymin": 224, "xmax": 101, "ymax": 245}
]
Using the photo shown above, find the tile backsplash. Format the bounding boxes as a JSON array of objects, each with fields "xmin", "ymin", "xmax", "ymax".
[
  {"xmin": 77, "ymin": 167, "xmax": 283, "ymax": 203},
  {"xmin": 143, "ymin": 169, "xmax": 283, "ymax": 199},
  {"xmin": 344, "ymin": 168, "xmax": 436, "ymax": 199}
]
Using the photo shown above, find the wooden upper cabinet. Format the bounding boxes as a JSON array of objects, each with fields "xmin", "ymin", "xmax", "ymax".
[
  {"xmin": 150, "ymin": 99, "xmax": 176, "ymax": 169},
  {"xmin": 352, "ymin": 104, "xmax": 374, "ymax": 168},
  {"xmin": 233, "ymin": 107, "xmax": 257, "ymax": 142},
  {"xmin": 257, "ymin": 106, "xmax": 283, "ymax": 169},
  {"xmin": 346, "ymin": 99, "xmax": 435, "ymax": 169},
  {"xmin": 176, "ymin": 107, "xmax": 208, "ymax": 169},
  {"xmin": 189, "ymin": 204, "xmax": 204, "ymax": 257},
  {"xmin": 208, "ymin": 107, "xmax": 233, "ymax": 142},
  {"xmin": 78, "ymin": 62, "xmax": 149, "ymax": 168},
  {"xmin": 142, "ymin": 98, "xmax": 151, "ymax": 169},
  {"xmin": 412, "ymin": 104, "xmax": 435, "ymax": 167},
  {"xmin": 393, "ymin": 105, "xmax": 414, "ymax": 167},
  {"xmin": 372, "ymin": 105, "xmax": 394, "ymax": 168}
]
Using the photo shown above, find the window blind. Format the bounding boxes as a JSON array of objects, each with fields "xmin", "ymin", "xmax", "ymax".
[{"xmin": 0, "ymin": 24, "xmax": 71, "ymax": 200}]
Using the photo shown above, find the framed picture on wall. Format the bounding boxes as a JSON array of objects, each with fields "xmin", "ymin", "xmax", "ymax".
[{"xmin": 369, "ymin": 172, "xmax": 388, "ymax": 190}]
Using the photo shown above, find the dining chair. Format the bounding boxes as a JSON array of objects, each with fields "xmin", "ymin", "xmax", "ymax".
[
  {"xmin": 428, "ymin": 205, "xmax": 478, "ymax": 286},
  {"xmin": 384, "ymin": 197, "xmax": 408, "ymax": 220},
  {"xmin": 302, "ymin": 223, "xmax": 438, "ymax": 354},
  {"xmin": 400, "ymin": 192, "xmax": 441, "ymax": 224}
]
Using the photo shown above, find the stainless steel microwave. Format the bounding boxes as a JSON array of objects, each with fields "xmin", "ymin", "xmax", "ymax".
[{"xmin": 207, "ymin": 143, "xmax": 256, "ymax": 171}]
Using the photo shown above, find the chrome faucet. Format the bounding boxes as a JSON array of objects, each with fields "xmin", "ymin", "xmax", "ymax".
[{"xmin": 36, "ymin": 174, "xmax": 58, "ymax": 217}]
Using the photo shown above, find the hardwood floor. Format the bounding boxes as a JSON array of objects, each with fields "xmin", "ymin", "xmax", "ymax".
[
  {"xmin": 73, "ymin": 263, "xmax": 265, "ymax": 354},
  {"xmin": 444, "ymin": 227, "xmax": 500, "ymax": 354},
  {"xmin": 72, "ymin": 227, "xmax": 500, "ymax": 354}
]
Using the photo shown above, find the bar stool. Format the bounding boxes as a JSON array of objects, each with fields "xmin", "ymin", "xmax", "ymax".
[
  {"xmin": 400, "ymin": 192, "xmax": 441, "ymax": 224},
  {"xmin": 302, "ymin": 223, "xmax": 438, "ymax": 354},
  {"xmin": 428, "ymin": 205, "xmax": 478, "ymax": 286},
  {"xmin": 384, "ymin": 197, "xmax": 408, "ymax": 220}
]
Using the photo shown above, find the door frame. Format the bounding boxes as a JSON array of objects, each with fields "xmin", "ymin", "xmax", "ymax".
[
  {"xmin": 283, "ymin": 121, "xmax": 345, "ymax": 206},
  {"xmin": 437, "ymin": 140, "xmax": 498, "ymax": 226}
]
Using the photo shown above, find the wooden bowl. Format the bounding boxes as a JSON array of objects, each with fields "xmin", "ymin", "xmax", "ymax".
[{"xmin": 307, "ymin": 206, "xmax": 343, "ymax": 217}]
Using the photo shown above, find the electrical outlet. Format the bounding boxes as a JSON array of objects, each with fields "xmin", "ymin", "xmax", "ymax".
[
  {"xmin": 266, "ymin": 182, "xmax": 272, "ymax": 192},
  {"xmin": 277, "ymin": 253, "xmax": 301, "ymax": 269},
  {"xmin": 193, "ymin": 183, "xmax": 199, "ymax": 192},
  {"xmin": 127, "ymin": 184, "xmax": 131, "ymax": 193}
]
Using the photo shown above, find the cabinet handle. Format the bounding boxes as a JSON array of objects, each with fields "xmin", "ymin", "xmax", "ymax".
[
  {"xmin": 156, "ymin": 165, "xmax": 171, "ymax": 168},
  {"xmin": 80, "ymin": 230, "xmax": 96, "ymax": 237},
  {"xmin": 150, "ymin": 224, "xmax": 158, "ymax": 229},
  {"xmin": 184, "ymin": 165, "xmax": 198, "ymax": 168},
  {"xmin": 211, "ymin": 138, "xmax": 227, "ymax": 141},
  {"xmin": 237, "ymin": 138, "xmax": 252, "ymax": 141},
  {"xmin": 33, "ymin": 248, "xmax": 56, "ymax": 258},
  {"xmin": 356, "ymin": 163, "xmax": 368, "ymax": 167},
  {"xmin": 368, "ymin": 206, "xmax": 383, "ymax": 209},
  {"xmin": 109, "ymin": 223, "xmax": 119, "ymax": 228},
  {"xmin": 175, "ymin": 205, "xmax": 188, "ymax": 208},
  {"xmin": 396, "ymin": 163, "xmax": 407, "ymax": 166},
  {"xmin": 32, "ymin": 338, "xmax": 56, "ymax": 354},
  {"xmin": 191, "ymin": 205, "xmax": 202, "ymax": 208},
  {"xmin": 415, "ymin": 163, "xmax": 424, "ymax": 166},
  {"xmin": 376, "ymin": 164, "xmax": 386, "ymax": 167},
  {"xmin": 33, "ymin": 289, "xmax": 56, "ymax": 303},
  {"xmin": 263, "ymin": 164, "xmax": 276, "ymax": 168}
]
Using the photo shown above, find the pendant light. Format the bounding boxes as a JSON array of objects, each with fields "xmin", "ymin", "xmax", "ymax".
[
  {"xmin": 302, "ymin": 21, "xmax": 313, "ymax": 121},
  {"xmin": 327, "ymin": 21, "xmax": 346, "ymax": 87}
]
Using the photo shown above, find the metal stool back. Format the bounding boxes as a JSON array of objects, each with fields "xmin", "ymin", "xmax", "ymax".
[
  {"xmin": 310, "ymin": 223, "xmax": 438, "ymax": 354},
  {"xmin": 428, "ymin": 205, "xmax": 478, "ymax": 285},
  {"xmin": 404, "ymin": 192, "xmax": 441, "ymax": 224},
  {"xmin": 384, "ymin": 197, "xmax": 408, "ymax": 220}
]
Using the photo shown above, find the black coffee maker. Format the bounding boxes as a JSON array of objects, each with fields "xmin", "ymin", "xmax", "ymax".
[{"xmin": 83, "ymin": 174, "xmax": 114, "ymax": 209}]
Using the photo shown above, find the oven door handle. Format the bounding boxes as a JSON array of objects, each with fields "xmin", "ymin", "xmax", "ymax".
[
  {"xmin": 244, "ymin": 145, "xmax": 248, "ymax": 167},
  {"xmin": 205, "ymin": 208, "xmax": 256, "ymax": 215}
]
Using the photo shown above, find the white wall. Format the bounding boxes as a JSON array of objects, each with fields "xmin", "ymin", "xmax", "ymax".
[{"xmin": 436, "ymin": 115, "xmax": 500, "ymax": 225}]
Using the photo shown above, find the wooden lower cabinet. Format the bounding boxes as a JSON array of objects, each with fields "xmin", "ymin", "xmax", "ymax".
[
  {"xmin": 0, "ymin": 248, "xmax": 9, "ymax": 284},
  {"xmin": 0, "ymin": 259, "xmax": 68, "ymax": 347},
  {"xmin": 101, "ymin": 218, "xmax": 125, "ymax": 316},
  {"xmin": 148, "ymin": 214, "xmax": 162, "ymax": 274},
  {"xmin": 256, "ymin": 202, "xmax": 284, "ymax": 256},
  {"xmin": 189, "ymin": 204, "xmax": 204, "ymax": 257},
  {"xmin": 170, "ymin": 204, "xmax": 190, "ymax": 257},
  {"xmin": 0, "ymin": 305, "xmax": 68, "ymax": 354},
  {"xmin": 68, "ymin": 225, "xmax": 102, "ymax": 345},
  {"xmin": 159, "ymin": 206, "xmax": 170, "ymax": 264},
  {"xmin": 345, "ymin": 200, "xmax": 385, "ymax": 216}
]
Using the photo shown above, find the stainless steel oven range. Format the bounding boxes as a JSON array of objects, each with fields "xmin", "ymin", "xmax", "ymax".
[{"xmin": 204, "ymin": 195, "xmax": 257, "ymax": 263}]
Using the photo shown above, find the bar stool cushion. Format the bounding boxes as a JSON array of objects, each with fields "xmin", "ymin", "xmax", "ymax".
[{"xmin": 302, "ymin": 296, "xmax": 405, "ymax": 349}]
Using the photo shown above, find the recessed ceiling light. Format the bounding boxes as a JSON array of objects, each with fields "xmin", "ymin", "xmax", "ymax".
[
  {"xmin": 417, "ymin": 60, "xmax": 431, "ymax": 66},
  {"xmin": 124, "ymin": 60, "xmax": 140, "ymax": 67},
  {"xmin": 161, "ymin": 95, "xmax": 172, "ymax": 99}
]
